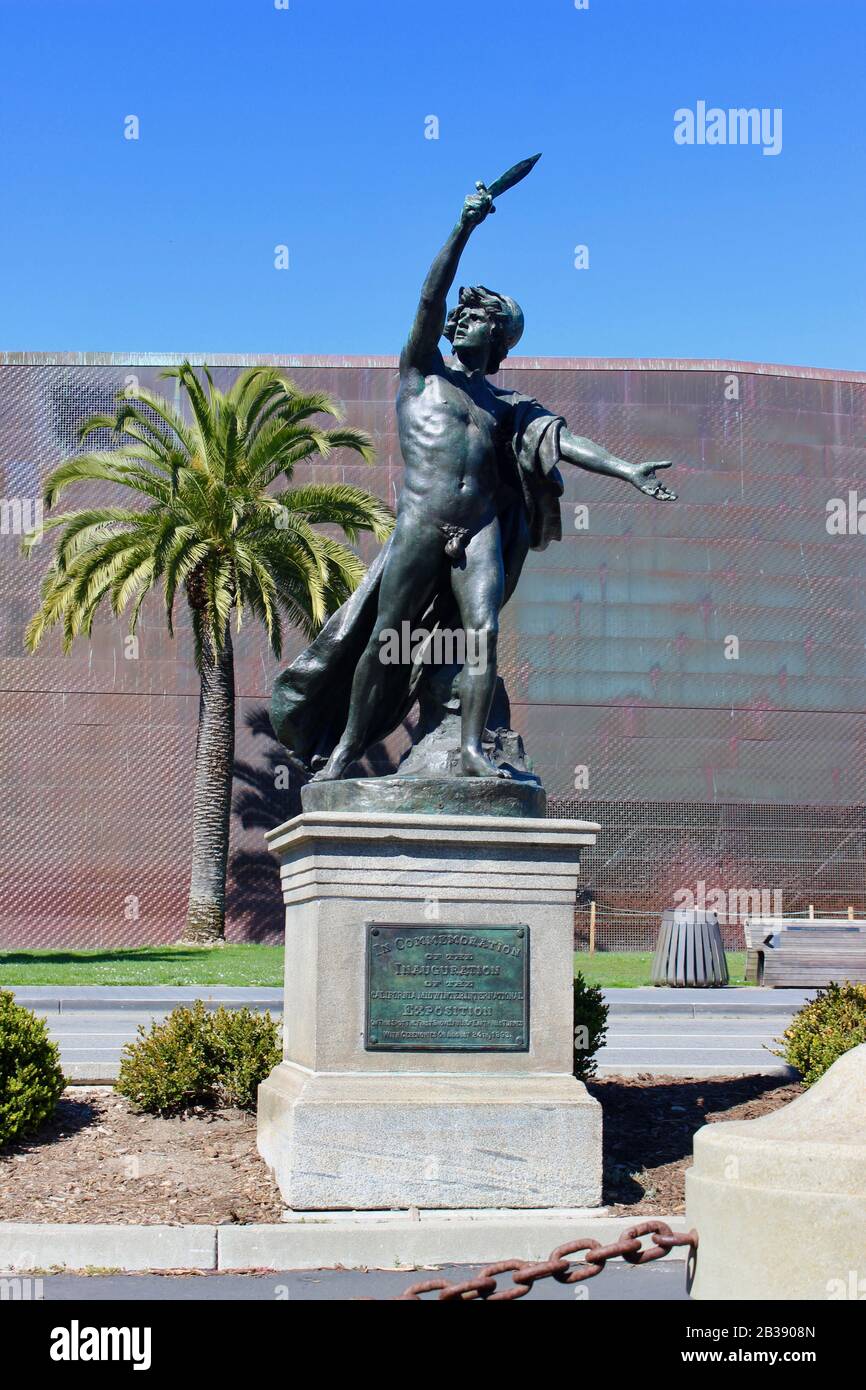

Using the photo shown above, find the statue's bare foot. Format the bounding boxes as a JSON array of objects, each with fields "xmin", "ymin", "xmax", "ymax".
[
  {"xmin": 460, "ymin": 747, "xmax": 511, "ymax": 779},
  {"xmin": 310, "ymin": 744, "xmax": 357, "ymax": 782}
]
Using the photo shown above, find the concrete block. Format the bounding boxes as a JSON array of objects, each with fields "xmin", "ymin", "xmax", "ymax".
[{"xmin": 686, "ymin": 1042, "xmax": 866, "ymax": 1299}]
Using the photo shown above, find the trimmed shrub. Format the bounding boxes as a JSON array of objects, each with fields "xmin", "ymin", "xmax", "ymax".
[
  {"xmin": 772, "ymin": 981, "xmax": 866, "ymax": 1087},
  {"xmin": 573, "ymin": 971, "xmax": 608, "ymax": 1080},
  {"xmin": 209, "ymin": 1005, "xmax": 282, "ymax": 1109},
  {"xmin": 116, "ymin": 1000, "xmax": 280, "ymax": 1114},
  {"xmin": 0, "ymin": 989, "xmax": 66, "ymax": 1147},
  {"xmin": 116, "ymin": 1000, "xmax": 216, "ymax": 1113}
]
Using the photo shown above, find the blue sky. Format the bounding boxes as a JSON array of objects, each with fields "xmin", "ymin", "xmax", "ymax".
[{"xmin": 0, "ymin": 0, "xmax": 864, "ymax": 369}]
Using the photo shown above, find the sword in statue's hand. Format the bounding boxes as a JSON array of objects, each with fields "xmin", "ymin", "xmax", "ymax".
[{"xmin": 474, "ymin": 152, "xmax": 542, "ymax": 213}]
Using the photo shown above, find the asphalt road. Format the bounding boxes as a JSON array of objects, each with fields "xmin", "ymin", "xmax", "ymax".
[
  {"xmin": 596, "ymin": 1014, "xmax": 797, "ymax": 1076},
  {"xmin": 23, "ymin": 1261, "xmax": 689, "ymax": 1301},
  {"xmin": 9, "ymin": 986, "xmax": 810, "ymax": 1079}
]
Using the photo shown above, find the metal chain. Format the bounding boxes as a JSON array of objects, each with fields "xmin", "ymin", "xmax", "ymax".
[{"xmin": 394, "ymin": 1220, "xmax": 698, "ymax": 1301}]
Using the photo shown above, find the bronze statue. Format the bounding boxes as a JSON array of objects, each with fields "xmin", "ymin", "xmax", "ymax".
[{"xmin": 271, "ymin": 157, "xmax": 676, "ymax": 785}]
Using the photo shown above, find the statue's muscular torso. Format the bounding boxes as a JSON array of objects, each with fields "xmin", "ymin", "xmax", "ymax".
[{"xmin": 396, "ymin": 359, "xmax": 512, "ymax": 534}]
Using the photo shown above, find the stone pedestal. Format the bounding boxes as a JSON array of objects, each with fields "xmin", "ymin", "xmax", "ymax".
[
  {"xmin": 257, "ymin": 808, "xmax": 602, "ymax": 1210},
  {"xmin": 686, "ymin": 1042, "xmax": 866, "ymax": 1299}
]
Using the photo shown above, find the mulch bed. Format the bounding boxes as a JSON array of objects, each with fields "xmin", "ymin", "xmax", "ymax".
[
  {"xmin": 587, "ymin": 1073, "xmax": 803, "ymax": 1215},
  {"xmin": 0, "ymin": 1092, "xmax": 283, "ymax": 1225},
  {"xmin": 0, "ymin": 1075, "xmax": 802, "ymax": 1224}
]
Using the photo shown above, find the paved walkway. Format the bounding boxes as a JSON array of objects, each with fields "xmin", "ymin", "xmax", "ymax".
[{"xmin": 8, "ymin": 985, "xmax": 812, "ymax": 1080}]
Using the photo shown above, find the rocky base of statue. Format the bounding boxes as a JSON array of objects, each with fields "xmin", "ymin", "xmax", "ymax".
[
  {"xmin": 397, "ymin": 674, "xmax": 539, "ymax": 779},
  {"xmin": 301, "ymin": 769, "xmax": 545, "ymax": 818},
  {"xmin": 256, "ymin": 808, "xmax": 602, "ymax": 1210},
  {"xmin": 301, "ymin": 675, "xmax": 546, "ymax": 818}
]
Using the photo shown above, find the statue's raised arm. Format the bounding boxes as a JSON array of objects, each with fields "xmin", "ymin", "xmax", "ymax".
[
  {"xmin": 399, "ymin": 155, "xmax": 541, "ymax": 376},
  {"xmin": 399, "ymin": 190, "xmax": 494, "ymax": 376}
]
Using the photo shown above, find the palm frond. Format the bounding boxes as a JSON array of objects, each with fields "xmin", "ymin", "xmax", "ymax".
[
  {"xmin": 111, "ymin": 390, "xmax": 194, "ymax": 453},
  {"xmin": 242, "ymin": 387, "xmax": 347, "ymax": 458},
  {"xmin": 26, "ymin": 364, "xmax": 387, "ymax": 667},
  {"xmin": 42, "ymin": 452, "xmax": 171, "ymax": 508},
  {"xmin": 277, "ymin": 482, "xmax": 394, "ymax": 542},
  {"xmin": 160, "ymin": 362, "xmax": 218, "ymax": 472}
]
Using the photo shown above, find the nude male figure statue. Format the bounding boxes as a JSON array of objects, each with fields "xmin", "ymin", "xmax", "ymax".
[{"xmin": 271, "ymin": 166, "xmax": 676, "ymax": 782}]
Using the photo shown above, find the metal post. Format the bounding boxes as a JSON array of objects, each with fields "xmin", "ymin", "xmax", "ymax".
[{"xmin": 589, "ymin": 900, "xmax": 596, "ymax": 955}]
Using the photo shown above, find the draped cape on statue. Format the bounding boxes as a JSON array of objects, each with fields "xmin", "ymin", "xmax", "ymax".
[{"xmin": 270, "ymin": 391, "xmax": 566, "ymax": 772}]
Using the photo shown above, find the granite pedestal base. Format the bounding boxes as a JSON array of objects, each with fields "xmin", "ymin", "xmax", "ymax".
[{"xmin": 256, "ymin": 808, "xmax": 602, "ymax": 1210}]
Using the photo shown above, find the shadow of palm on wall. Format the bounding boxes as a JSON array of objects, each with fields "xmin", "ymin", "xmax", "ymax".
[{"xmin": 227, "ymin": 706, "xmax": 408, "ymax": 941}]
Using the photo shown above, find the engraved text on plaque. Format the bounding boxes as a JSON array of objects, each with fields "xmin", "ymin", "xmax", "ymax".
[{"xmin": 365, "ymin": 924, "xmax": 529, "ymax": 1052}]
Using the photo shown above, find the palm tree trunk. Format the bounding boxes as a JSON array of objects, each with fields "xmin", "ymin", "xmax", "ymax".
[{"xmin": 181, "ymin": 623, "xmax": 236, "ymax": 943}]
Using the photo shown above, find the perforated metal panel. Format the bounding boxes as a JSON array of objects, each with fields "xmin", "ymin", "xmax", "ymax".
[
  {"xmin": 1, "ymin": 355, "xmax": 864, "ymax": 947},
  {"xmin": 555, "ymin": 798, "xmax": 866, "ymax": 951}
]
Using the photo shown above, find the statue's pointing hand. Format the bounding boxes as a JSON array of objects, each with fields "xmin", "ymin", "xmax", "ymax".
[{"xmin": 632, "ymin": 459, "xmax": 677, "ymax": 501}]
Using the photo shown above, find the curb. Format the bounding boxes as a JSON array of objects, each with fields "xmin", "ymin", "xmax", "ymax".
[
  {"xmin": 17, "ymin": 1001, "xmax": 794, "ymax": 1019},
  {"xmin": 605, "ymin": 1003, "xmax": 802, "ymax": 1018},
  {"xmin": 26, "ymin": 999, "xmax": 795, "ymax": 1018},
  {"xmin": 219, "ymin": 1212, "xmax": 692, "ymax": 1271},
  {"xmin": 0, "ymin": 1212, "xmax": 690, "ymax": 1273},
  {"xmin": 0, "ymin": 1223, "xmax": 217, "ymax": 1272},
  {"xmin": 595, "ymin": 1063, "xmax": 798, "ymax": 1079},
  {"xmin": 64, "ymin": 1064, "xmax": 122, "ymax": 1084},
  {"xmin": 7, "ymin": 993, "xmax": 283, "ymax": 1015},
  {"xmin": 62, "ymin": 1061, "xmax": 801, "ymax": 1085}
]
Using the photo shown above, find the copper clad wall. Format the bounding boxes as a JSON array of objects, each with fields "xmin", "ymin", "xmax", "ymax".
[{"xmin": 1, "ymin": 356, "xmax": 864, "ymax": 946}]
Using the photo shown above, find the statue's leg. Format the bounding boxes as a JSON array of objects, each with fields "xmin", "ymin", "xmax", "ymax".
[
  {"xmin": 450, "ymin": 514, "xmax": 509, "ymax": 779},
  {"xmin": 311, "ymin": 513, "xmax": 444, "ymax": 781}
]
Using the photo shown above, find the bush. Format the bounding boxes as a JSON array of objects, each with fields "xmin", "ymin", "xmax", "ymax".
[
  {"xmin": 209, "ymin": 1005, "xmax": 282, "ymax": 1109},
  {"xmin": 772, "ymin": 981, "xmax": 866, "ymax": 1087},
  {"xmin": 0, "ymin": 989, "xmax": 65, "ymax": 1147},
  {"xmin": 573, "ymin": 971, "xmax": 608, "ymax": 1080},
  {"xmin": 116, "ymin": 1000, "xmax": 280, "ymax": 1114},
  {"xmin": 116, "ymin": 1000, "xmax": 216, "ymax": 1113}
]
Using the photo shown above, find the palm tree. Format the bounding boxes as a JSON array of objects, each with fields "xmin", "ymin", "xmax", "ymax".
[{"xmin": 24, "ymin": 362, "xmax": 393, "ymax": 943}]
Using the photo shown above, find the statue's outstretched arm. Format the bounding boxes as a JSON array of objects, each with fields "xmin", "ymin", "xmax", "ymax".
[
  {"xmin": 399, "ymin": 191, "xmax": 493, "ymax": 374},
  {"xmin": 559, "ymin": 428, "xmax": 677, "ymax": 501}
]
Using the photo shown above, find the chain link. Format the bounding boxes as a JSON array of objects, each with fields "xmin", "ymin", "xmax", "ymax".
[{"xmin": 394, "ymin": 1221, "xmax": 698, "ymax": 1300}]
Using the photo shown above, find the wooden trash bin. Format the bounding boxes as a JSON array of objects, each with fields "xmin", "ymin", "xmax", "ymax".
[{"xmin": 651, "ymin": 908, "xmax": 729, "ymax": 988}]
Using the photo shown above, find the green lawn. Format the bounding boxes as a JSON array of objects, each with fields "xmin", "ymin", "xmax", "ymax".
[
  {"xmin": 575, "ymin": 950, "xmax": 748, "ymax": 989},
  {"xmin": 1, "ymin": 944, "xmax": 747, "ymax": 989},
  {"xmin": 0, "ymin": 945, "xmax": 285, "ymax": 987}
]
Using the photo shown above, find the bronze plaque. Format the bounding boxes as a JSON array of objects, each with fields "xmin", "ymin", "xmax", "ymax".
[{"xmin": 365, "ymin": 924, "xmax": 529, "ymax": 1051}]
